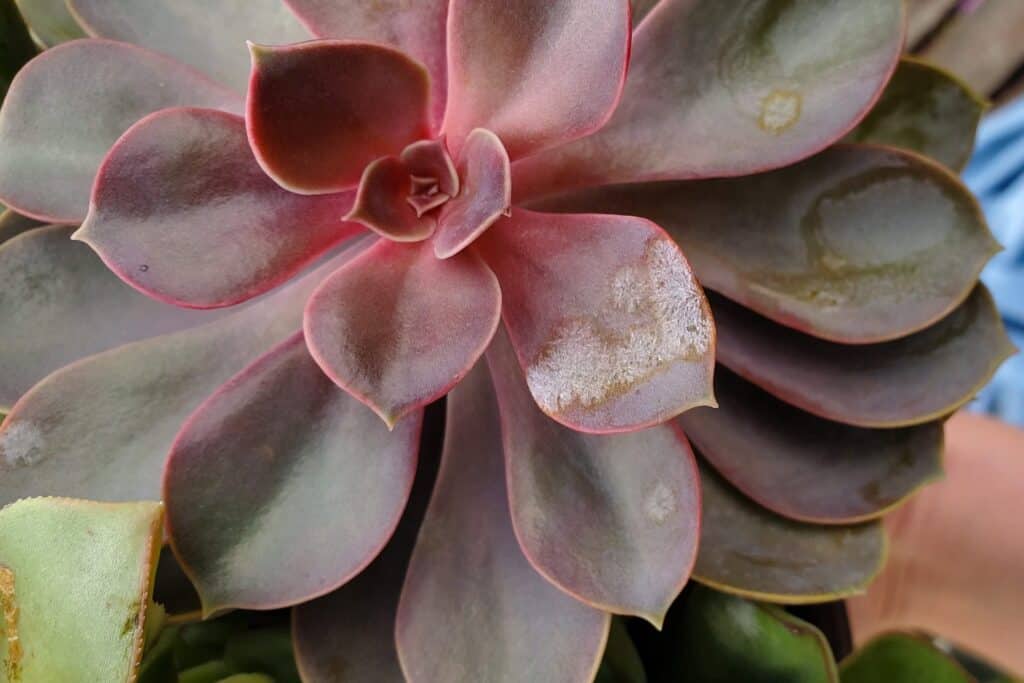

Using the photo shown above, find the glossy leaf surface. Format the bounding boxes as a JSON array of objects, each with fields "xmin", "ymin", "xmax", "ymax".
[
  {"xmin": 665, "ymin": 585, "xmax": 838, "ymax": 682},
  {"xmin": 247, "ymin": 40, "xmax": 430, "ymax": 195},
  {"xmin": 515, "ymin": 0, "xmax": 903, "ymax": 199},
  {"xmin": 0, "ymin": 226, "xmax": 216, "ymax": 410},
  {"xmin": 840, "ymin": 633, "xmax": 975, "ymax": 683},
  {"xmin": 539, "ymin": 144, "xmax": 998, "ymax": 343},
  {"xmin": 68, "ymin": 0, "xmax": 309, "ymax": 91},
  {"xmin": 79, "ymin": 108, "xmax": 359, "ymax": 308},
  {"xmin": 0, "ymin": 249, "xmax": 360, "ymax": 505},
  {"xmin": 284, "ymin": 0, "xmax": 448, "ymax": 127},
  {"xmin": 711, "ymin": 287, "xmax": 1014, "ymax": 428},
  {"xmin": 14, "ymin": 0, "xmax": 86, "ymax": 45},
  {"xmin": 165, "ymin": 333, "xmax": 420, "ymax": 614},
  {"xmin": 305, "ymin": 240, "xmax": 500, "ymax": 427},
  {"xmin": 443, "ymin": 0, "xmax": 630, "ymax": 160},
  {"xmin": 396, "ymin": 361, "xmax": 609, "ymax": 682},
  {"xmin": 694, "ymin": 462, "xmax": 885, "ymax": 603},
  {"xmin": 481, "ymin": 208, "xmax": 715, "ymax": 433},
  {"xmin": 0, "ymin": 39, "xmax": 239, "ymax": 222},
  {"xmin": 679, "ymin": 370, "xmax": 943, "ymax": 524},
  {"xmin": 488, "ymin": 328, "xmax": 699, "ymax": 627},
  {"xmin": 846, "ymin": 57, "xmax": 986, "ymax": 170},
  {"xmin": 0, "ymin": 498, "xmax": 162, "ymax": 682}
]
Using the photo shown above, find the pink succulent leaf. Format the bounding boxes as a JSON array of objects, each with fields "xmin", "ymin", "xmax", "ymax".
[
  {"xmin": 164, "ymin": 332, "xmax": 421, "ymax": 614},
  {"xmin": 395, "ymin": 359, "xmax": 609, "ymax": 682},
  {"xmin": 246, "ymin": 40, "xmax": 431, "ymax": 195},
  {"xmin": 304, "ymin": 239, "xmax": 501, "ymax": 428},
  {"xmin": 513, "ymin": 0, "xmax": 904, "ymax": 200},
  {"xmin": 345, "ymin": 156, "xmax": 437, "ymax": 242},
  {"xmin": 0, "ymin": 245, "xmax": 368, "ymax": 505},
  {"xmin": 76, "ymin": 107, "xmax": 360, "ymax": 309},
  {"xmin": 67, "ymin": 0, "xmax": 310, "ymax": 92},
  {"xmin": 434, "ymin": 128, "xmax": 511, "ymax": 259},
  {"xmin": 478, "ymin": 208, "xmax": 716, "ymax": 434},
  {"xmin": 442, "ymin": 0, "xmax": 630, "ymax": 161},
  {"xmin": 284, "ymin": 0, "xmax": 449, "ymax": 128},
  {"xmin": 0, "ymin": 39, "xmax": 240, "ymax": 223},
  {"xmin": 0, "ymin": 226, "xmax": 218, "ymax": 410},
  {"xmin": 487, "ymin": 327, "xmax": 700, "ymax": 628},
  {"xmin": 400, "ymin": 138, "xmax": 459, "ymax": 197}
]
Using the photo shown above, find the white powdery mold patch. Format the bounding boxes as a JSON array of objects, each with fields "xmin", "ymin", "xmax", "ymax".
[
  {"xmin": 644, "ymin": 481, "xmax": 676, "ymax": 524},
  {"xmin": 527, "ymin": 239, "xmax": 712, "ymax": 413},
  {"xmin": 0, "ymin": 421, "xmax": 45, "ymax": 468}
]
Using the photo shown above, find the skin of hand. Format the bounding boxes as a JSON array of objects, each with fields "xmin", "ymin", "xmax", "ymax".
[{"xmin": 847, "ymin": 411, "xmax": 1024, "ymax": 675}]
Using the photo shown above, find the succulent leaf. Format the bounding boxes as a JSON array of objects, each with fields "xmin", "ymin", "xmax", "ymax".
[
  {"xmin": 712, "ymin": 286, "xmax": 1015, "ymax": 429},
  {"xmin": 13, "ymin": 0, "xmax": 86, "ymax": 46},
  {"xmin": 345, "ymin": 156, "xmax": 438, "ymax": 242},
  {"xmin": 0, "ymin": 246, "xmax": 365, "ymax": 505},
  {"xmin": 0, "ymin": 209, "xmax": 39, "ymax": 244},
  {"xmin": 443, "ymin": 0, "xmax": 630, "ymax": 160},
  {"xmin": 487, "ymin": 327, "xmax": 699, "ymax": 627},
  {"xmin": 164, "ymin": 332, "xmax": 421, "ymax": 614},
  {"xmin": 840, "ymin": 633, "xmax": 976, "ymax": 683},
  {"xmin": 395, "ymin": 360, "xmax": 609, "ymax": 682},
  {"xmin": 67, "ymin": 0, "xmax": 309, "ymax": 92},
  {"xmin": 283, "ymin": 0, "xmax": 449, "ymax": 128},
  {"xmin": 481, "ymin": 208, "xmax": 716, "ymax": 433},
  {"xmin": 664, "ymin": 585, "xmax": 839, "ymax": 683},
  {"xmin": 693, "ymin": 461, "xmax": 886, "ymax": 603},
  {"xmin": 77, "ymin": 108, "xmax": 360, "ymax": 309},
  {"xmin": 539, "ymin": 144, "xmax": 999, "ymax": 343},
  {"xmin": 0, "ymin": 226, "xmax": 218, "ymax": 410},
  {"xmin": 0, "ymin": 498, "xmax": 162, "ymax": 682},
  {"xmin": 680, "ymin": 370, "xmax": 943, "ymax": 524},
  {"xmin": 514, "ymin": 0, "xmax": 905, "ymax": 200},
  {"xmin": 0, "ymin": 39, "xmax": 240, "ymax": 223},
  {"xmin": 246, "ymin": 40, "xmax": 431, "ymax": 195},
  {"xmin": 846, "ymin": 57, "xmax": 987, "ymax": 171}
]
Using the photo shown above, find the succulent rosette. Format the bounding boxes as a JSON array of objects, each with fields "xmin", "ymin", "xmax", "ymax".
[{"xmin": 0, "ymin": 0, "xmax": 1011, "ymax": 680}]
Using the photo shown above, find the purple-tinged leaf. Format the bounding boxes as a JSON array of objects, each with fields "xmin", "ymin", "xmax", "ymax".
[
  {"xmin": 0, "ymin": 39, "xmax": 240, "ymax": 223},
  {"xmin": 487, "ymin": 328, "xmax": 699, "ymax": 628},
  {"xmin": 246, "ymin": 40, "xmax": 430, "ymax": 195},
  {"xmin": 164, "ymin": 333, "xmax": 420, "ymax": 614},
  {"xmin": 305, "ymin": 240, "xmax": 501, "ymax": 428},
  {"xmin": 434, "ymin": 129, "xmax": 510, "ymax": 259},
  {"xmin": 693, "ymin": 461, "xmax": 885, "ymax": 603},
  {"xmin": 0, "ymin": 225, "xmax": 217, "ymax": 410},
  {"xmin": 396, "ymin": 360, "xmax": 609, "ymax": 682},
  {"xmin": 345, "ymin": 156, "xmax": 436, "ymax": 242},
  {"xmin": 0, "ymin": 246, "xmax": 366, "ymax": 505},
  {"xmin": 711, "ymin": 287, "xmax": 1014, "ymax": 429},
  {"xmin": 400, "ymin": 138, "xmax": 459, "ymax": 198},
  {"xmin": 283, "ymin": 0, "xmax": 448, "ymax": 128},
  {"xmin": 480, "ymin": 208, "xmax": 715, "ymax": 433},
  {"xmin": 537, "ymin": 144, "xmax": 998, "ymax": 344},
  {"xmin": 846, "ymin": 57, "xmax": 987, "ymax": 171},
  {"xmin": 679, "ymin": 370, "xmax": 942, "ymax": 524},
  {"xmin": 67, "ymin": 0, "xmax": 309, "ymax": 91},
  {"xmin": 77, "ymin": 108, "xmax": 359, "ymax": 309},
  {"xmin": 443, "ymin": 0, "xmax": 630, "ymax": 160},
  {"xmin": 515, "ymin": 0, "xmax": 904, "ymax": 199}
]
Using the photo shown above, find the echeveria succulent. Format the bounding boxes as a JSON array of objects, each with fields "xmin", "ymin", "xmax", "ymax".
[{"xmin": 0, "ymin": 0, "xmax": 1011, "ymax": 680}]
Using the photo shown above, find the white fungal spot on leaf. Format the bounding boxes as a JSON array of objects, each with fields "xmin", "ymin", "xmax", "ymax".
[
  {"xmin": 644, "ymin": 482, "xmax": 676, "ymax": 524},
  {"xmin": 0, "ymin": 422, "xmax": 45, "ymax": 468},
  {"xmin": 759, "ymin": 90, "xmax": 802, "ymax": 134},
  {"xmin": 527, "ymin": 239, "xmax": 712, "ymax": 414}
]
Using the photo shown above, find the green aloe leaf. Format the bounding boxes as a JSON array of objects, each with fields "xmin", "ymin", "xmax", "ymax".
[
  {"xmin": 664, "ymin": 585, "xmax": 838, "ymax": 682},
  {"xmin": 846, "ymin": 57, "xmax": 987, "ymax": 170},
  {"xmin": 840, "ymin": 633, "xmax": 976, "ymax": 683},
  {"xmin": 0, "ymin": 0, "xmax": 35, "ymax": 97},
  {"xmin": 693, "ymin": 461, "xmax": 885, "ymax": 602},
  {"xmin": 595, "ymin": 619, "xmax": 646, "ymax": 683},
  {"xmin": 12, "ymin": 0, "xmax": 85, "ymax": 46},
  {"xmin": 0, "ymin": 497, "xmax": 163, "ymax": 682},
  {"xmin": 680, "ymin": 370, "xmax": 942, "ymax": 524},
  {"xmin": 710, "ymin": 286, "xmax": 1014, "ymax": 429}
]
